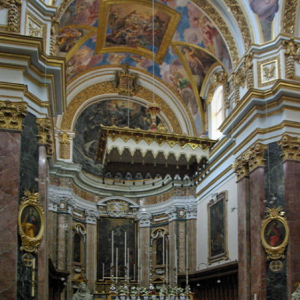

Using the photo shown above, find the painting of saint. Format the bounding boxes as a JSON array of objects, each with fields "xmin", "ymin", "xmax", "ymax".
[
  {"xmin": 208, "ymin": 192, "xmax": 228, "ymax": 263},
  {"xmin": 21, "ymin": 206, "xmax": 41, "ymax": 238},
  {"xmin": 105, "ymin": 4, "xmax": 171, "ymax": 51},
  {"xmin": 264, "ymin": 220, "xmax": 285, "ymax": 247}
]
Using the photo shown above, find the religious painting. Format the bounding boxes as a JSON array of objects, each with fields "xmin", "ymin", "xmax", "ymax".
[
  {"xmin": 261, "ymin": 207, "xmax": 289, "ymax": 260},
  {"xmin": 18, "ymin": 190, "xmax": 44, "ymax": 253},
  {"xmin": 96, "ymin": 0, "xmax": 181, "ymax": 64},
  {"xmin": 97, "ymin": 218, "xmax": 137, "ymax": 281},
  {"xmin": 207, "ymin": 191, "xmax": 228, "ymax": 264},
  {"xmin": 73, "ymin": 100, "xmax": 159, "ymax": 177}
]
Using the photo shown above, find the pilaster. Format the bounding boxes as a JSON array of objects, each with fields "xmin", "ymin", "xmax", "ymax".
[
  {"xmin": 278, "ymin": 134, "xmax": 300, "ymax": 297},
  {"xmin": 0, "ymin": 100, "xmax": 27, "ymax": 300}
]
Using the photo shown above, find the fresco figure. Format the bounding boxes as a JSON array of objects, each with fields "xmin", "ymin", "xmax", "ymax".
[{"xmin": 249, "ymin": 0, "xmax": 279, "ymax": 21}]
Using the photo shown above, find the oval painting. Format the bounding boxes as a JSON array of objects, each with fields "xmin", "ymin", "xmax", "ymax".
[
  {"xmin": 21, "ymin": 205, "xmax": 41, "ymax": 238},
  {"xmin": 264, "ymin": 220, "xmax": 286, "ymax": 247}
]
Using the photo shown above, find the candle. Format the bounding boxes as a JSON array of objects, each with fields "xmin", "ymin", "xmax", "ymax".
[
  {"xmin": 102, "ymin": 262, "xmax": 105, "ymax": 279},
  {"xmin": 124, "ymin": 231, "xmax": 127, "ymax": 267},
  {"xmin": 112, "ymin": 231, "xmax": 114, "ymax": 266},
  {"xmin": 127, "ymin": 247, "xmax": 130, "ymax": 283},
  {"xmin": 186, "ymin": 234, "xmax": 189, "ymax": 287},
  {"xmin": 254, "ymin": 294, "xmax": 257, "ymax": 300},
  {"xmin": 163, "ymin": 232, "xmax": 165, "ymax": 265},
  {"xmin": 116, "ymin": 247, "xmax": 118, "ymax": 283}
]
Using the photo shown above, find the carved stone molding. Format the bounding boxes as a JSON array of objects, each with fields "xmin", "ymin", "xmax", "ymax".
[
  {"xmin": 283, "ymin": 0, "xmax": 299, "ymax": 35},
  {"xmin": 233, "ymin": 142, "xmax": 267, "ymax": 180},
  {"xmin": 282, "ymin": 39, "xmax": 299, "ymax": 79},
  {"xmin": 248, "ymin": 143, "xmax": 267, "ymax": 172},
  {"xmin": 50, "ymin": 16, "xmax": 59, "ymax": 56},
  {"xmin": 36, "ymin": 118, "xmax": 54, "ymax": 157},
  {"xmin": 58, "ymin": 131, "xmax": 72, "ymax": 159},
  {"xmin": 278, "ymin": 134, "xmax": 300, "ymax": 161},
  {"xmin": 244, "ymin": 52, "xmax": 254, "ymax": 89},
  {"xmin": 0, "ymin": 100, "xmax": 27, "ymax": 131},
  {"xmin": 233, "ymin": 68, "xmax": 246, "ymax": 103},
  {"xmin": 0, "ymin": 0, "xmax": 22, "ymax": 32}
]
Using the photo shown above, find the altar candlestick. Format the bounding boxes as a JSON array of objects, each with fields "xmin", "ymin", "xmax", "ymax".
[
  {"xmin": 124, "ymin": 231, "xmax": 127, "ymax": 267},
  {"xmin": 116, "ymin": 247, "xmax": 118, "ymax": 283},
  {"xmin": 111, "ymin": 231, "xmax": 114, "ymax": 266},
  {"xmin": 163, "ymin": 232, "xmax": 165, "ymax": 266}
]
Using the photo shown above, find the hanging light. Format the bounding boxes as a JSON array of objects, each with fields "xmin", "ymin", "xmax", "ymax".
[{"xmin": 147, "ymin": 102, "xmax": 160, "ymax": 131}]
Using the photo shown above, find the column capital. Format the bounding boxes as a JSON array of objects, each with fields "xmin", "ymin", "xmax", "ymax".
[
  {"xmin": 248, "ymin": 142, "xmax": 267, "ymax": 172},
  {"xmin": 36, "ymin": 118, "xmax": 54, "ymax": 157},
  {"xmin": 278, "ymin": 134, "xmax": 300, "ymax": 161},
  {"xmin": 233, "ymin": 142, "xmax": 267, "ymax": 180},
  {"xmin": 0, "ymin": 100, "xmax": 27, "ymax": 131}
]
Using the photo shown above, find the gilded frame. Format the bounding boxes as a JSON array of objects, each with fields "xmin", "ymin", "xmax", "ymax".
[
  {"xmin": 96, "ymin": 0, "xmax": 181, "ymax": 64},
  {"xmin": 18, "ymin": 190, "xmax": 45, "ymax": 253},
  {"xmin": 261, "ymin": 207, "xmax": 289, "ymax": 260},
  {"xmin": 207, "ymin": 191, "xmax": 228, "ymax": 264}
]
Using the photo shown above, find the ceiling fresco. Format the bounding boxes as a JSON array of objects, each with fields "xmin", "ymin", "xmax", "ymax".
[
  {"xmin": 58, "ymin": 0, "xmax": 233, "ymax": 137},
  {"xmin": 248, "ymin": 0, "xmax": 280, "ymax": 41},
  {"xmin": 73, "ymin": 100, "xmax": 160, "ymax": 176}
]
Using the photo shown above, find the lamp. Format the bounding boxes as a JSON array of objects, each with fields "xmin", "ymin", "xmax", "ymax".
[{"xmin": 147, "ymin": 102, "xmax": 160, "ymax": 131}]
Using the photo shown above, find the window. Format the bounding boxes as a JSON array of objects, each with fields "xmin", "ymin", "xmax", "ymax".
[{"xmin": 210, "ymin": 85, "xmax": 224, "ymax": 140}]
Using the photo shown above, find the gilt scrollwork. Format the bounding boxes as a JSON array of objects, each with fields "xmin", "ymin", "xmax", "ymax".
[
  {"xmin": 36, "ymin": 118, "xmax": 54, "ymax": 157},
  {"xmin": 0, "ymin": 100, "xmax": 27, "ymax": 130}
]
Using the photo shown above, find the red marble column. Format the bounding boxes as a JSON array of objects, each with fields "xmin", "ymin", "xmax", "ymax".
[
  {"xmin": 237, "ymin": 176, "xmax": 251, "ymax": 300},
  {"xmin": 283, "ymin": 160, "xmax": 300, "ymax": 297},
  {"xmin": 0, "ymin": 130, "xmax": 22, "ymax": 300},
  {"xmin": 38, "ymin": 145, "xmax": 49, "ymax": 300},
  {"xmin": 249, "ymin": 166, "xmax": 266, "ymax": 299}
]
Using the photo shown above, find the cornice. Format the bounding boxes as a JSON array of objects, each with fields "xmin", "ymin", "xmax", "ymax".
[{"xmin": 219, "ymin": 80, "xmax": 300, "ymax": 133}]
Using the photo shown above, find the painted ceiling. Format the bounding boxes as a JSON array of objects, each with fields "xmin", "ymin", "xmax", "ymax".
[{"xmin": 57, "ymin": 0, "xmax": 281, "ymax": 177}]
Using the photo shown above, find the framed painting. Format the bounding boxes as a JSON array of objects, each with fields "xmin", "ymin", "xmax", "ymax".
[
  {"xmin": 96, "ymin": 0, "xmax": 181, "ymax": 64},
  {"xmin": 18, "ymin": 190, "xmax": 45, "ymax": 253},
  {"xmin": 261, "ymin": 206, "xmax": 289, "ymax": 260},
  {"xmin": 207, "ymin": 191, "xmax": 228, "ymax": 264}
]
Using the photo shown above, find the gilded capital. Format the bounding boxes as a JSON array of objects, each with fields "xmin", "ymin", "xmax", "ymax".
[
  {"xmin": 278, "ymin": 134, "xmax": 300, "ymax": 161},
  {"xmin": 248, "ymin": 143, "xmax": 267, "ymax": 172},
  {"xmin": 233, "ymin": 152, "xmax": 250, "ymax": 180},
  {"xmin": 58, "ymin": 131, "xmax": 72, "ymax": 159},
  {"xmin": 0, "ymin": 100, "xmax": 27, "ymax": 131},
  {"xmin": 36, "ymin": 118, "xmax": 54, "ymax": 157}
]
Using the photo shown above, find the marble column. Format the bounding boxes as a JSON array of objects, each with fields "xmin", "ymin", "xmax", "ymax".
[
  {"xmin": 186, "ymin": 219, "xmax": 196, "ymax": 273},
  {"xmin": 37, "ymin": 145, "xmax": 49, "ymax": 300},
  {"xmin": 0, "ymin": 100, "xmax": 27, "ymax": 300},
  {"xmin": 249, "ymin": 166, "xmax": 266, "ymax": 299},
  {"xmin": 249, "ymin": 143, "xmax": 267, "ymax": 300},
  {"xmin": 168, "ymin": 220, "xmax": 176, "ymax": 286},
  {"xmin": 234, "ymin": 151, "xmax": 251, "ymax": 300},
  {"xmin": 140, "ymin": 226, "xmax": 150, "ymax": 286},
  {"xmin": 86, "ymin": 222, "xmax": 97, "ymax": 291},
  {"xmin": 278, "ymin": 135, "xmax": 300, "ymax": 297}
]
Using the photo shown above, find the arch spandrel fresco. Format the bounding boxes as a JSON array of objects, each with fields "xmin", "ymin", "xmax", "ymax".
[
  {"xmin": 73, "ymin": 100, "xmax": 161, "ymax": 177},
  {"xmin": 59, "ymin": 0, "xmax": 233, "ymax": 137}
]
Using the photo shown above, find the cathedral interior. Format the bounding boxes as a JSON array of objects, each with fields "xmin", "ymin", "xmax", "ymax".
[{"xmin": 1, "ymin": 0, "xmax": 300, "ymax": 299}]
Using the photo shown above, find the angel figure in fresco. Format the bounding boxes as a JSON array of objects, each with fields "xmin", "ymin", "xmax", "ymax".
[
  {"xmin": 59, "ymin": 28, "xmax": 82, "ymax": 52},
  {"xmin": 181, "ymin": 46, "xmax": 205, "ymax": 75}
]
